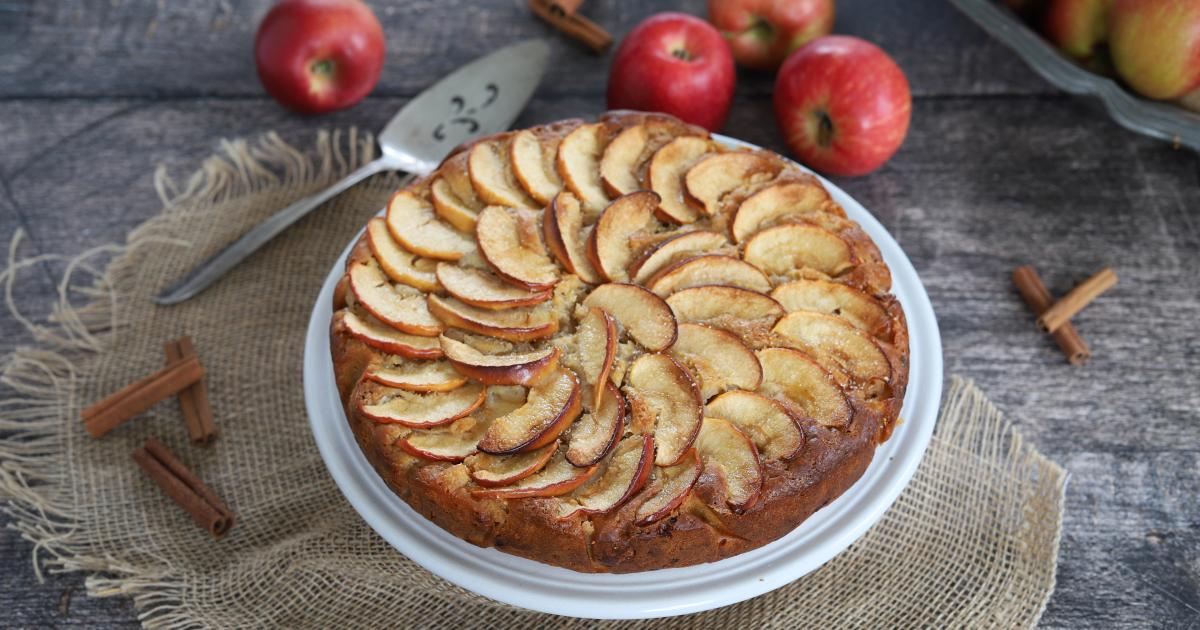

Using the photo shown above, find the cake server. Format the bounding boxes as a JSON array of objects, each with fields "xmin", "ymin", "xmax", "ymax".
[{"xmin": 154, "ymin": 39, "xmax": 551, "ymax": 305}]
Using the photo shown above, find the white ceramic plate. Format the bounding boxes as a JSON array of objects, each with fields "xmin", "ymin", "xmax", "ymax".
[{"xmin": 303, "ymin": 134, "xmax": 943, "ymax": 619}]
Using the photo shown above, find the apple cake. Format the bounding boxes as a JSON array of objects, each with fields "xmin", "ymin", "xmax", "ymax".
[{"xmin": 330, "ymin": 111, "xmax": 909, "ymax": 573}]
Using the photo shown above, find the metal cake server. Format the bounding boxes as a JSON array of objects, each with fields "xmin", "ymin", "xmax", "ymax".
[{"xmin": 154, "ymin": 39, "xmax": 551, "ymax": 305}]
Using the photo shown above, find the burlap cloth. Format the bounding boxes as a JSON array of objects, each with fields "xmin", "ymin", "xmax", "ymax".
[{"xmin": 0, "ymin": 130, "xmax": 1067, "ymax": 629}]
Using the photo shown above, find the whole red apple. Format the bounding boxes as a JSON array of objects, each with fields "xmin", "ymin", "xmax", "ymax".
[
  {"xmin": 707, "ymin": 0, "xmax": 834, "ymax": 71},
  {"xmin": 608, "ymin": 12, "xmax": 736, "ymax": 132},
  {"xmin": 774, "ymin": 36, "xmax": 911, "ymax": 177},
  {"xmin": 1044, "ymin": 0, "xmax": 1111, "ymax": 64},
  {"xmin": 256, "ymin": 0, "xmax": 386, "ymax": 115},
  {"xmin": 1110, "ymin": 0, "xmax": 1200, "ymax": 99}
]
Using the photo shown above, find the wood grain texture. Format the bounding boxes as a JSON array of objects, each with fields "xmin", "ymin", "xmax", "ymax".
[{"xmin": 1, "ymin": 0, "xmax": 1198, "ymax": 627}]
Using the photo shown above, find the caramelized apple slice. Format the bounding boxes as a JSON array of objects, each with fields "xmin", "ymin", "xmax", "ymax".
[
  {"xmin": 366, "ymin": 217, "xmax": 440, "ymax": 292},
  {"xmin": 730, "ymin": 178, "xmax": 835, "ymax": 243},
  {"xmin": 634, "ymin": 448, "xmax": 702, "ymax": 525},
  {"xmin": 696, "ymin": 416, "xmax": 763, "ymax": 513},
  {"xmin": 646, "ymin": 255, "xmax": 771, "ymax": 296},
  {"xmin": 646, "ymin": 136, "xmax": 714, "ymax": 224},
  {"xmin": 743, "ymin": 223, "xmax": 855, "ymax": 277},
  {"xmin": 348, "ymin": 262, "xmax": 444, "ymax": 336},
  {"xmin": 435, "ymin": 263, "xmax": 551, "ymax": 310},
  {"xmin": 430, "ymin": 152, "xmax": 484, "ymax": 233},
  {"xmin": 472, "ymin": 451, "xmax": 600, "ymax": 498},
  {"xmin": 599, "ymin": 119, "xmax": 703, "ymax": 197},
  {"xmin": 543, "ymin": 191, "xmax": 603, "ymax": 284},
  {"xmin": 427, "ymin": 295, "xmax": 558, "ymax": 342},
  {"xmin": 625, "ymin": 353, "xmax": 702, "ymax": 466},
  {"xmin": 683, "ymin": 152, "xmax": 784, "ymax": 216},
  {"xmin": 478, "ymin": 368, "xmax": 582, "ymax": 454},
  {"xmin": 468, "ymin": 138, "xmax": 537, "ymax": 208},
  {"xmin": 439, "ymin": 335, "xmax": 559, "ymax": 386},
  {"xmin": 338, "ymin": 311, "xmax": 443, "ymax": 359},
  {"xmin": 395, "ymin": 416, "xmax": 488, "ymax": 462},
  {"xmin": 556, "ymin": 122, "xmax": 612, "ymax": 215},
  {"xmin": 756, "ymin": 347, "xmax": 852, "ymax": 428},
  {"xmin": 772, "ymin": 311, "xmax": 891, "ymax": 385},
  {"xmin": 771, "ymin": 279, "xmax": 891, "ymax": 340},
  {"xmin": 510, "ymin": 129, "xmax": 564, "ymax": 205},
  {"xmin": 665, "ymin": 285, "xmax": 786, "ymax": 328},
  {"xmin": 562, "ymin": 306, "xmax": 618, "ymax": 409},
  {"xmin": 559, "ymin": 434, "xmax": 655, "ymax": 518},
  {"xmin": 475, "ymin": 206, "xmax": 560, "ymax": 290},
  {"xmin": 359, "ymin": 382, "xmax": 487, "ymax": 428},
  {"xmin": 669, "ymin": 323, "xmax": 762, "ymax": 400},
  {"xmin": 386, "ymin": 190, "xmax": 475, "ymax": 261},
  {"xmin": 582, "ymin": 283, "xmax": 678, "ymax": 352},
  {"xmin": 365, "ymin": 359, "xmax": 467, "ymax": 392},
  {"xmin": 467, "ymin": 443, "xmax": 556, "ymax": 487},
  {"xmin": 565, "ymin": 382, "xmax": 624, "ymax": 467},
  {"xmin": 706, "ymin": 391, "xmax": 804, "ymax": 460},
  {"xmin": 628, "ymin": 230, "xmax": 728, "ymax": 284},
  {"xmin": 585, "ymin": 191, "xmax": 661, "ymax": 282}
]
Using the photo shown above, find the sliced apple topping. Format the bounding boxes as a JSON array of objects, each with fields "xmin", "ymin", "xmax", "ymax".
[
  {"xmin": 706, "ymin": 391, "xmax": 804, "ymax": 460},
  {"xmin": 625, "ymin": 353, "xmax": 702, "ymax": 466},
  {"xmin": 556, "ymin": 122, "xmax": 613, "ymax": 215},
  {"xmin": 683, "ymin": 152, "xmax": 784, "ymax": 216},
  {"xmin": 634, "ymin": 448, "xmax": 701, "ymax": 526},
  {"xmin": 543, "ymin": 191, "xmax": 602, "ymax": 284},
  {"xmin": 468, "ymin": 138, "xmax": 537, "ymax": 208},
  {"xmin": 585, "ymin": 191, "xmax": 661, "ymax": 282},
  {"xmin": 430, "ymin": 153, "xmax": 484, "ymax": 231},
  {"xmin": 555, "ymin": 306, "xmax": 617, "ymax": 409},
  {"xmin": 359, "ymin": 382, "xmax": 487, "ymax": 428},
  {"xmin": 439, "ymin": 335, "xmax": 560, "ymax": 386},
  {"xmin": 669, "ymin": 323, "xmax": 762, "ymax": 400},
  {"xmin": 756, "ymin": 347, "xmax": 852, "ymax": 428},
  {"xmin": 338, "ymin": 311, "xmax": 443, "ymax": 359},
  {"xmin": 510, "ymin": 128, "xmax": 564, "ymax": 205},
  {"xmin": 427, "ymin": 295, "xmax": 558, "ymax": 342},
  {"xmin": 558, "ymin": 434, "xmax": 654, "ymax": 518},
  {"xmin": 386, "ymin": 190, "xmax": 476, "ymax": 261},
  {"xmin": 696, "ymin": 416, "xmax": 764, "ymax": 513},
  {"xmin": 395, "ymin": 416, "xmax": 488, "ymax": 462},
  {"xmin": 665, "ymin": 285, "xmax": 786, "ymax": 328},
  {"xmin": 467, "ymin": 442, "xmax": 556, "ymax": 487},
  {"xmin": 365, "ymin": 359, "xmax": 467, "ymax": 392},
  {"xmin": 646, "ymin": 255, "xmax": 772, "ymax": 296},
  {"xmin": 730, "ymin": 178, "xmax": 836, "ymax": 243},
  {"xmin": 771, "ymin": 279, "xmax": 891, "ymax": 340},
  {"xmin": 743, "ymin": 223, "xmax": 855, "ymax": 278},
  {"xmin": 435, "ymin": 263, "xmax": 551, "ymax": 310},
  {"xmin": 646, "ymin": 136, "xmax": 714, "ymax": 224},
  {"xmin": 628, "ymin": 230, "xmax": 728, "ymax": 284},
  {"xmin": 772, "ymin": 311, "xmax": 891, "ymax": 386},
  {"xmin": 475, "ymin": 206, "xmax": 560, "ymax": 290},
  {"xmin": 348, "ymin": 261, "xmax": 444, "ymax": 336},
  {"xmin": 472, "ymin": 451, "xmax": 600, "ymax": 499},
  {"xmin": 366, "ymin": 217, "xmax": 440, "ymax": 292},
  {"xmin": 598, "ymin": 123, "xmax": 651, "ymax": 197},
  {"xmin": 478, "ymin": 368, "xmax": 582, "ymax": 454},
  {"xmin": 582, "ymin": 283, "xmax": 678, "ymax": 352},
  {"xmin": 565, "ymin": 382, "xmax": 625, "ymax": 467}
]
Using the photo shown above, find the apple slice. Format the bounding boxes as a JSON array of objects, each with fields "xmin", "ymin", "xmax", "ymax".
[
  {"xmin": 585, "ymin": 191, "xmax": 661, "ymax": 282},
  {"xmin": 365, "ymin": 359, "xmax": 467, "ymax": 392},
  {"xmin": 645, "ymin": 136, "xmax": 714, "ymax": 224},
  {"xmin": 599, "ymin": 118, "xmax": 703, "ymax": 197},
  {"xmin": 771, "ymin": 279, "xmax": 891, "ymax": 340},
  {"xmin": 386, "ymin": 190, "xmax": 475, "ymax": 261},
  {"xmin": 427, "ymin": 295, "xmax": 559, "ymax": 342},
  {"xmin": 439, "ymin": 335, "xmax": 560, "ymax": 386},
  {"xmin": 365, "ymin": 217, "xmax": 440, "ymax": 292},
  {"xmin": 558, "ymin": 306, "xmax": 618, "ymax": 409},
  {"xmin": 665, "ymin": 285, "xmax": 786, "ymax": 328},
  {"xmin": 475, "ymin": 206, "xmax": 560, "ymax": 291},
  {"xmin": 627, "ymin": 230, "xmax": 728, "ymax": 284},
  {"xmin": 706, "ymin": 391, "xmax": 804, "ymax": 460},
  {"xmin": 467, "ymin": 442, "xmax": 556, "ymax": 487},
  {"xmin": 543, "ymin": 191, "xmax": 603, "ymax": 284},
  {"xmin": 395, "ymin": 416, "xmax": 489, "ymax": 462},
  {"xmin": 472, "ymin": 451, "xmax": 600, "ymax": 498},
  {"xmin": 683, "ymin": 152, "xmax": 784, "ymax": 216},
  {"xmin": 478, "ymin": 368, "xmax": 582, "ymax": 454},
  {"xmin": 338, "ymin": 311, "xmax": 443, "ymax": 359},
  {"xmin": 430, "ymin": 153, "xmax": 484, "ymax": 233},
  {"xmin": 359, "ymin": 382, "xmax": 487, "ymax": 428},
  {"xmin": 696, "ymin": 416, "xmax": 763, "ymax": 513},
  {"xmin": 510, "ymin": 128, "xmax": 565, "ymax": 205},
  {"xmin": 582, "ymin": 283, "xmax": 678, "ymax": 352},
  {"xmin": 435, "ymin": 263, "xmax": 551, "ymax": 310},
  {"xmin": 348, "ymin": 261, "xmax": 444, "ymax": 336},
  {"xmin": 555, "ymin": 122, "xmax": 613, "ymax": 215},
  {"xmin": 756, "ymin": 347, "xmax": 852, "ymax": 428},
  {"xmin": 645, "ymin": 255, "xmax": 772, "ymax": 296},
  {"xmin": 730, "ymin": 178, "xmax": 836, "ymax": 243},
  {"xmin": 558, "ymin": 434, "xmax": 654, "ymax": 518},
  {"xmin": 565, "ymin": 382, "xmax": 624, "ymax": 467},
  {"xmin": 742, "ymin": 223, "xmax": 855, "ymax": 277},
  {"xmin": 633, "ymin": 448, "xmax": 702, "ymax": 526},
  {"xmin": 625, "ymin": 353, "xmax": 702, "ymax": 466},
  {"xmin": 468, "ymin": 138, "xmax": 537, "ymax": 208},
  {"xmin": 772, "ymin": 311, "xmax": 891, "ymax": 385},
  {"xmin": 669, "ymin": 323, "xmax": 762, "ymax": 400}
]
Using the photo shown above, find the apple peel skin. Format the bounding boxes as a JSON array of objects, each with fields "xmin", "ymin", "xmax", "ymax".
[
  {"xmin": 477, "ymin": 368, "xmax": 583, "ymax": 455},
  {"xmin": 1109, "ymin": 0, "xmax": 1200, "ymax": 100},
  {"xmin": 707, "ymin": 0, "xmax": 835, "ymax": 71},
  {"xmin": 557, "ymin": 434, "xmax": 656, "ymax": 519},
  {"xmin": 633, "ymin": 448, "xmax": 702, "ymax": 525}
]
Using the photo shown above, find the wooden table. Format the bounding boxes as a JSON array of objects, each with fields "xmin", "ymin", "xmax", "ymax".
[{"xmin": 2, "ymin": 1, "xmax": 1197, "ymax": 626}]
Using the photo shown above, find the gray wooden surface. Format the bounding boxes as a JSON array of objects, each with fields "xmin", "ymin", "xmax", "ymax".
[{"xmin": 1, "ymin": 0, "xmax": 1197, "ymax": 628}]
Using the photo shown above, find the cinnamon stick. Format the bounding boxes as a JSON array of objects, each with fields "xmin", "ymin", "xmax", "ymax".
[
  {"xmin": 529, "ymin": 0, "xmax": 612, "ymax": 54},
  {"xmin": 164, "ymin": 337, "xmax": 217, "ymax": 445},
  {"xmin": 1037, "ymin": 267, "xmax": 1118, "ymax": 333},
  {"xmin": 82, "ymin": 356, "xmax": 204, "ymax": 438},
  {"xmin": 132, "ymin": 438, "xmax": 234, "ymax": 538},
  {"xmin": 1013, "ymin": 266, "xmax": 1091, "ymax": 365}
]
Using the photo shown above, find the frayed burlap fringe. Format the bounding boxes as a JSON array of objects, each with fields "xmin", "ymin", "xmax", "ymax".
[{"xmin": 0, "ymin": 127, "xmax": 1066, "ymax": 629}]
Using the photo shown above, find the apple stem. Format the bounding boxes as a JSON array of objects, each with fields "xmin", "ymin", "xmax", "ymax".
[
  {"xmin": 816, "ymin": 111, "xmax": 834, "ymax": 148},
  {"xmin": 671, "ymin": 47, "xmax": 692, "ymax": 61},
  {"xmin": 310, "ymin": 59, "xmax": 335, "ymax": 78},
  {"xmin": 748, "ymin": 16, "xmax": 773, "ymax": 42}
]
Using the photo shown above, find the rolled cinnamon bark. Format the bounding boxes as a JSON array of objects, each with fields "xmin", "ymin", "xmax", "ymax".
[
  {"xmin": 1013, "ymin": 266, "xmax": 1091, "ymax": 365},
  {"xmin": 132, "ymin": 438, "xmax": 234, "ymax": 538},
  {"xmin": 1037, "ymin": 267, "xmax": 1117, "ymax": 334},
  {"xmin": 82, "ymin": 356, "xmax": 204, "ymax": 438}
]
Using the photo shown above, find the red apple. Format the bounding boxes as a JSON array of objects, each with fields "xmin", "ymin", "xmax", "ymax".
[
  {"xmin": 773, "ymin": 36, "xmax": 911, "ymax": 177},
  {"xmin": 1109, "ymin": 0, "xmax": 1200, "ymax": 100},
  {"xmin": 1043, "ymin": 0, "xmax": 1111, "ymax": 64},
  {"xmin": 707, "ymin": 0, "xmax": 834, "ymax": 71},
  {"xmin": 608, "ymin": 12, "xmax": 736, "ymax": 132},
  {"xmin": 255, "ymin": 0, "xmax": 386, "ymax": 114}
]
